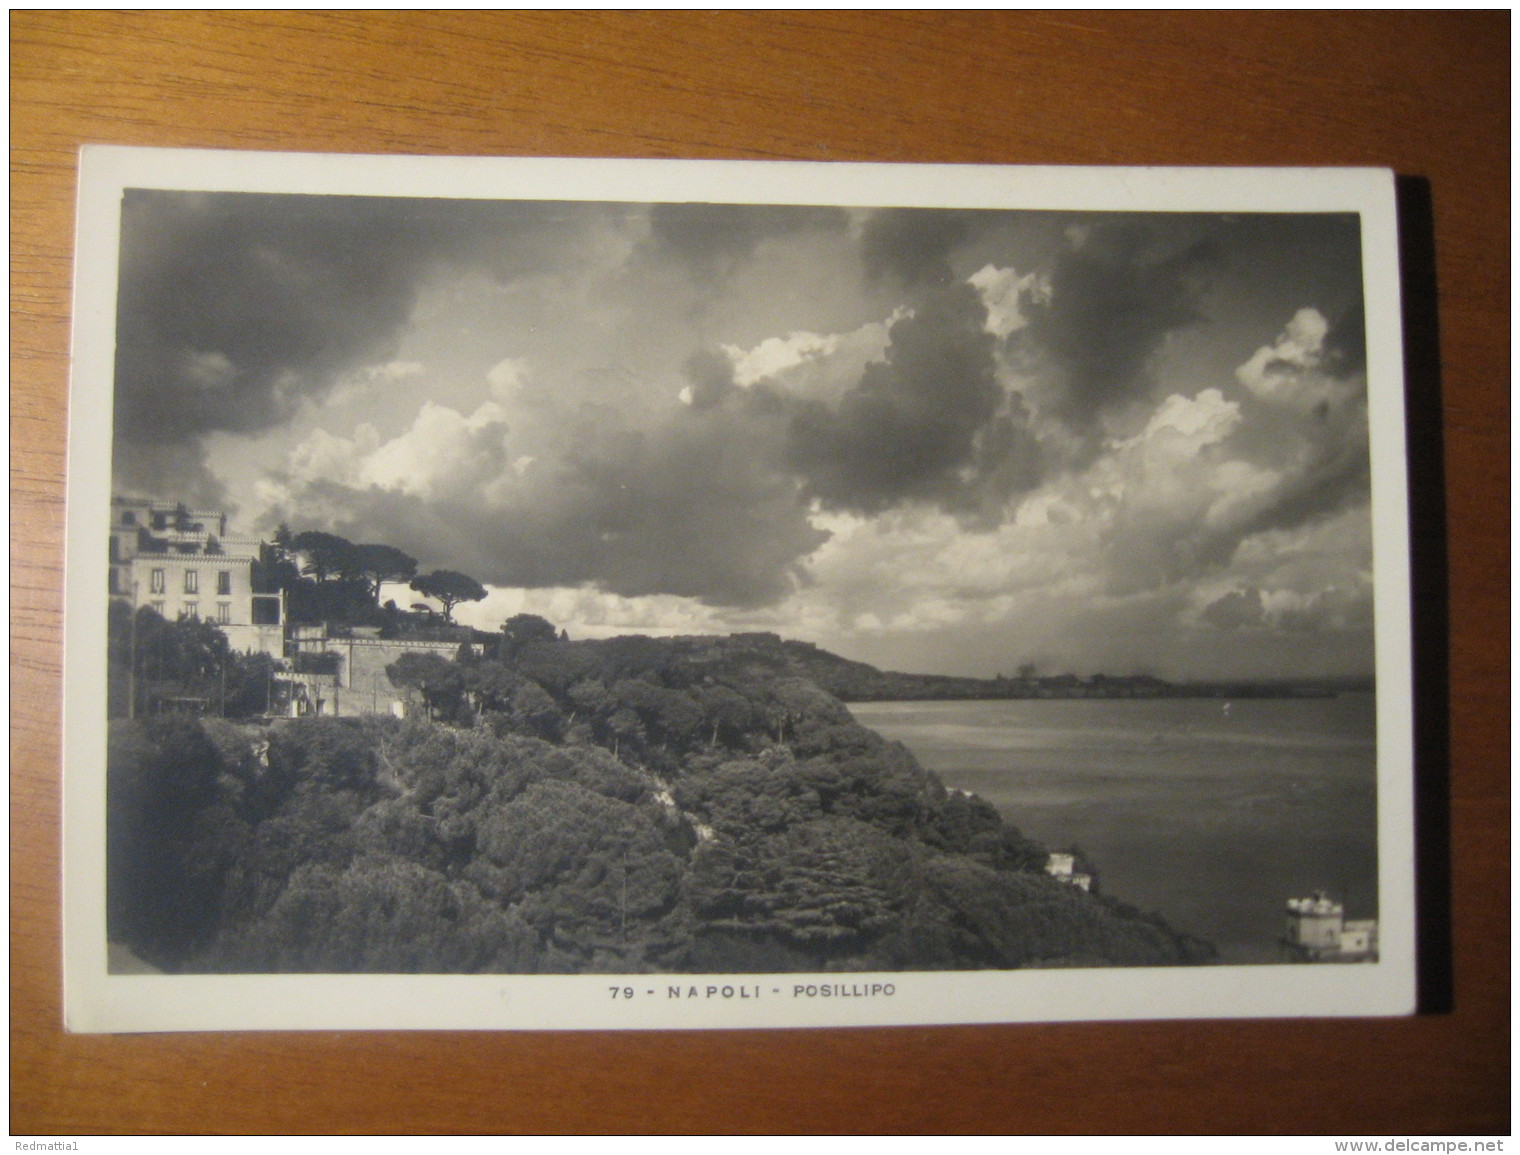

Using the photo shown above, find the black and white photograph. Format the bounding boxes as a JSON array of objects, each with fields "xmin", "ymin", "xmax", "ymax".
[{"xmin": 63, "ymin": 150, "xmax": 1415, "ymax": 1031}]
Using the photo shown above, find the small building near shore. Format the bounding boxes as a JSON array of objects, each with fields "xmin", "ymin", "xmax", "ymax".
[
  {"xmin": 1282, "ymin": 891, "xmax": 1378, "ymax": 962},
  {"xmin": 1045, "ymin": 852, "xmax": 1093, "ymax": 891}
]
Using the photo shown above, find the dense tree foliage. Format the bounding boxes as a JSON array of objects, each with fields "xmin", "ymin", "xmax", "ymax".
[
  {"xmin": 291, "ymin": 530, "xmax": 358, "ymax": 583},
  {"xmin": 107, "ymin": 603, "xmax": 279, "ymax": 720},
  {"xmin": 386, "ymin": 651, "xmax": 470, "ymax": 722},
  {"xmin": 499, "ymin": 613, "xmax": 560, "ymax": 655},
  {"xmin": 108, "ymin": 630, "xmax": 1216, "ymax": 974},
  {"xmin": 352, "ymin": 543, "xmax": 418, "ymax": 599},
  {"xmin": 263, "ymin": 527, "xmax": 433, "ymax": 630}
]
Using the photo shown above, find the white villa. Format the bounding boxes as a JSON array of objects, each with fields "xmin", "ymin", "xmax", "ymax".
[{"xmin": 109, "ymin": 496, "xmax": 285, "ymax": 659}]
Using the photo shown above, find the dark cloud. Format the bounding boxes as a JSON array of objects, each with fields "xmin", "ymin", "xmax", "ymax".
[
  {"xmin": 1321, "ymin": 300, "xmax": 1366, "ymax": 377},
  {"xmin": 644, "ymin": 203, "xmax": 849, "ymax": 274},
  {"xmin": 1201, "ymin": 587, "xmax": 1265, "ymax": 631},
  {"xmin": 1023, "ymin": 226, "xmax": 1219, "ymax": 428},
  {"xmin": 784, "ymin": 283, "xmax": 1041, "ymax": 520},
  {"xmin": 111, "ymin": 191, "xmax": 614, "ymax": 495},
  {"xmin": 680, "ymin": 348, "xmax": 739, "ymax": 410},
  {"xmin": 110, "ymin": 437, "xmax": 230, "ymax": 509},
  {"xmin": 550, "ymin": 404, "xmax": 828, "ymax": 605},
  {"xmin": 859, "ymin": 208, "xmax": 975, "ymax": 287},
  {"xmin": 1227, "ymin": 414, "xmax": 1371, "ymax": 545}
]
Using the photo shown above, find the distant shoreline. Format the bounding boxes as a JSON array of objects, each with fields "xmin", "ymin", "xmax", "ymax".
[{"xmin": 713, "ymin": 632, "xmax": 1375, "ymax": 704}]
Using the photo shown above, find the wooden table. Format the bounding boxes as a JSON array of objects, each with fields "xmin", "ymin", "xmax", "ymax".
[{"xmin": 12, "ymin": 11, "xmax": 1508, "ymax": 1134}]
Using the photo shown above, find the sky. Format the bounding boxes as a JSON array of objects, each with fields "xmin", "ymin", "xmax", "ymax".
[{"xmin": 111, "ymin": 190, "xmax": 1375, "ymax": 681}]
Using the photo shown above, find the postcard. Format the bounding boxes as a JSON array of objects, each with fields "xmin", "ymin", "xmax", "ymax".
[{"xmin": 62, "ymin": 148, "xmax": 1416, "ymax": 1031}]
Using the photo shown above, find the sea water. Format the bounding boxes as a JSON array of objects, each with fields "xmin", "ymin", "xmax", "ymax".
[{"xmin": 849, "ymin": 695, "xmax": 1378, "ymax": 964}]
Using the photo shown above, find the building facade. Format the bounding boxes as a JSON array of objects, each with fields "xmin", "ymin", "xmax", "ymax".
[
  {"xmin": 109, "ymin": 497, "xmax": 285, "ymax": 658},
  {"xmin": 285, "ymin": 624, "xmax": 475, "ymax": 717}
]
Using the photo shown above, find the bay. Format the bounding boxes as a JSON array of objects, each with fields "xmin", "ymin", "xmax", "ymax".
[{"xmin": 849, "ymin": 694, "xmax": 1379, "ymax": 964}]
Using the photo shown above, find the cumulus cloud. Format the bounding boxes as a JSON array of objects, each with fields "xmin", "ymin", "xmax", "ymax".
[
  {"xmin": 1023, "ymin": 362, "xmax": 1364, "ymax": 604},
  {"xmin": 720, "ymin": 313, "xmax": 900, "ymax": 405},
  {"xmin": 726, "ymin": 330, "xmax": 841, "ymax": 386},
  {"xmin": 486, "ymin": 357, "xmax": 531, "ymax": 399},
  {"xmin": 279, "ymin": 400, "xmax": 511, "ymax": 502},
  {"xmin": 1220, "ymin": 303, "xmax": 1371, "ymax": 547},
  {"xmin": 285, "ymin": 424, "xmax": 379, "ymax": 490},
  {"xmin": 1200, "ymin": 586, "xmax": 1266, "ymax": 630},
  {"xmin": 364, "ymin": 402, "xmax": 512, "ymax": 500},
  {"xmin": 323, "ymin": 360, "xmax": 426, "ymax": 409},
  {"xmin": 968, "ymin": 264, "xmax": 1046, "ymax": 339},
  {"xmin": 1195, "ymin": 579, "xmax": 1372, "ymax": 638},
  {"xmin": 1046, "ymin": 288, "xmax": 1374, "ymax": 606},
  {"xmin": 1235, "ymin": 306, "xmax": 1361, "ymax": 412},
  {"xmin": 1133, "ymin": 388, "xmax": 1243, "ymax": 449},
  {"xmin": 801, "ymin": 505, "xmax": 1098, "ymax": 637}
]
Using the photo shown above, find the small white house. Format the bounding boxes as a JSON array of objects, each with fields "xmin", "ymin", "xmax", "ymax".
[
  {"xmin": 1283, "ymin": 891, "xmax": 1378, "ymax": 962},
  {"xmin": 1044, "ymin": 852, "xmax": 1092, "ymax": 891}
]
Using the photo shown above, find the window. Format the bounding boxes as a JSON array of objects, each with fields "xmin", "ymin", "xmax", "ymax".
[
  {"xmin": 184, "ymin": 569, "xmax": 198, "ymax": 594},
  {"xmin": 120, "ymin": 510, "xmax": 136, "ymax": 526},
  {"xmin": 150, "ymin": 568, "xmax": 165, "ymax": 594},
  {"xmin": 217, "ymin": 602, "xmax": 232, "ymax": 624},
  {"xmin": 150, "ymin": 601, "xmax": 165, "ymax": 616},
  {"xmin": 109, "ymin": 537, "xmax": 120, "ymax": 563},
  {"xmin": 217, "ymin": 570, "xmax": 232, "ymax": 595},
  {"xmin": 183, "ymin": 603, "xmax": 198, "ymax": 619}
]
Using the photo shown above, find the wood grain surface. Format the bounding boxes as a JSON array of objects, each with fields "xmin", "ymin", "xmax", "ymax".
[{"xmin": 11, "ymin": 11, "xmax": 1509, "ymax": 1135}]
